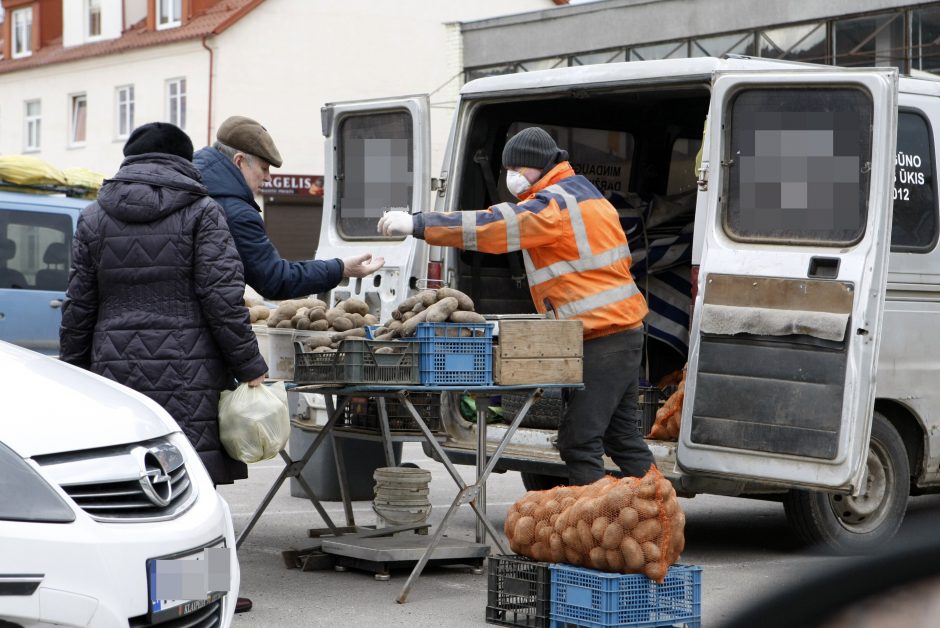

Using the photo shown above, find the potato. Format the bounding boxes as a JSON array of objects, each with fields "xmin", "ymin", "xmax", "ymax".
[
  {"xmin": 620, "ymin": 537, "xmax": 645, "ymax": 570},
  {"xmin": 400, "ymin": 309, "xmax": 429, "ymax": 336},
  {"xmin": 312, "ymin": 346, "xmax": 336, "ymax": 353},
  {"xmin": 300, "ymin": 298, "xmax": 327, "ymax": 311},
  {"xmin": 387, "ymin": 320, "xmax": 403, "ymax": 332},
  {"xmin": 324, "ymin": 308, "xmax": 346, "ymax": 325},
  {"xmin": 331, "ymin": 328, "xmax": 366, "ymax": 342},
  {"xmin": 633, "ymin": 498, "xmax": 660, "ymax": 520},
  {"xmin": 632, "ymin": 518, "xmax": 662, "ymax": 543},
  {"xmin": 618, "ymin": 507, "xmax": 639, "ymax": 530},
  {"xmin": 436, "ymin": 287, "xmax": 474, "ymax": 311},
  {"xmin": 515, "ymin": 516, "xmax": 536, "ymax": 545},
  {"xmin": 374, "ymin": 346, "xmax": 395, "ymax": 354},
  {"xmin": 549, "ymin": 533, "xmax": 566, "ymax": 563},
  {"xmin": 339, "ymin": 298, "xmax": 369, "ymax": 316},
  {"xmin": 448, "ymin": 311, "xmax": 486, "ymax": 324},
  {"xmin": 308, "ymin": 308, "xmax": 326, "ymax": 321},
  {"xmin": 374, "ymin": 331, "xmax": 400, "ymax": 341},
  {"xmin": 363, "ymin": 314, "xmax": 379, "ymax": 326},
  {"xmin": 347, "ymin": 313, "xmax": 366, "ymax": 328},
  {"xmin": 331, "ymin": 316, "xmax": 353, "ymax": 332},
  {"xmin": 561, "ymin": 526, "xmax": 581, "ymax": 551},
  {"xmin": 544, "ymin": 499, "xmax": 562, "ymax": 515},
  {"xmin": 248, "ymin": 305, "xmax": 269, "ymax": 323},
  {"xmin": 554, "ymin": 510, "xmax": 570, "ymax": 534},
  {"xmin": 401, "ymin": 311, "xmax": 416, "ymax": 321},
  {"xmin": 636, "ymin": 482, "xmax": 657, "ymax": 500},
  {"xmin": 504, "ymin": 511, "xmax": 521, "ymax": 537},
  {"xmin": 295, "ymin": 318, "xmax": 311, "ymax": 330},
  {"xmin": 529, "ymin": 542, "xmax": 548, "ymax": 562},
  {"xmin": 643, "ymin": 562, "xmax": 666, "ymax": 583},
  {"xmin": 591, "ymin": 517, "xmax": 609, "ymax": 543},
  {"xmin": 424, "ymin": 297, "xmax": 458, "ymax": 323},
  {"xmin": 577, "ymin": 520, "xmax": 594, "ymax": 553},
  {"xmin": 606, "ymin": 549, "xmax": 625, "ymax": 572},
  {"xmin": 642, "ymin": 540, "xmax": 661, "ymax": 563},
  {"xmin": 564, "ymin": 547, "xmax": 582, "ymax": 566},
  {"xmin": 588, "ymin": 547, "xmax": 608, "ymax": 571},
  {"xmin": 418, "ymin": 290, "xmax": 438, "ymax": 307},
  {"xmin": 561, "ymin": 496, "xmax": 577, "ymax": 510},
  {"xmin": 391, "ymin": 309, "xmax": 403, "ymax": 321},
  {"xmin": 412, "ymin": 302, "xmax": 427, "ymax": 313},
  {"xmin": 536, "ymin": 522, "xmax": 553, "ymax": 544},
  {"xmin": 276, "ymin": 320, "xmax": 293, "ymax": 329},
  {"xmin": 605, "ymin": 485, "xmax": 633, "ymax": 511},
  {"xmin": 663, "ymin": 497, "xmax": 679, "ymax": 518},
  {"xmin": 274, "ymin": 303, "xmax": 298, "ymax": 319},
  {"xmin": 601, "ymin": 522, "xmax": 624, "ymax": 550},
  {"xmin": 309, "ymin": 319, "xmax": 330, "ymax": 332},
  {"xmin": 303, "ymin": 336, "xmax": 333, "ymax": 350},
  {"xmin": 519, "ymin": 501, "xmax": 537, "ymax": 517}
]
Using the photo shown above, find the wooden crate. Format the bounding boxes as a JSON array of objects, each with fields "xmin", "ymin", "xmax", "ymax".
[{"xmin": 493, "ymin": 319, "xmax": 583, "ymax": 385}]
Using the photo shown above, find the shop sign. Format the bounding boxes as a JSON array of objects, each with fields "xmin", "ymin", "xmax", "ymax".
[{"xmin": 261, "ymin": 174, "xmax": 324, "ymax": 197}]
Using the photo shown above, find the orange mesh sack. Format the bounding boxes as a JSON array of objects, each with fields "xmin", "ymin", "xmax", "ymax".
[
  {"xmin": 647, "ymin": 370, "xmax": 686, "ymax": 441},
  {"xmin": 504, "ymin": 466, "xmax": 685, "ymax": 583}
]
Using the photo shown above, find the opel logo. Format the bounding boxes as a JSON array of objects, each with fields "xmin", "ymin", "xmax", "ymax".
[{"xmin": 131, "ymin": 444, "xmax": 180, "ymax": 508}]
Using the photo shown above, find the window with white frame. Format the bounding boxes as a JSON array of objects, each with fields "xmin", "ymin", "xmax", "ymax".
[
  {"xmin": 116, "ymin": 85, "xmax": 134, "ymax": 139},
  {"xmin": 70, "ymin": 94, "xmax": 87, "ymax": 146},
  {"xmin": 167, "ymin": 78, "xmax": 186, "ymax": 129},
  {"xmin": 157, "ymin": 0, "xmax": 182, "ymax": 29},
  {"xmin": 25, "ymin": 100, "xmax": 41, "ymax": 151},
  {"xmin": 12, "ymin": 7, "xmax": 33, "ymax": 59},
  {"xmin": 87, "ymin": 0, "xmax": 102, "ymax": 38}
]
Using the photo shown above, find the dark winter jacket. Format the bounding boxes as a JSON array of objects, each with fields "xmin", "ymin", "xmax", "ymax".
[
  {"xmin": 60, "ymin": 153, "xmax": 268, "ymax": 485},
  {"xmin": 193, "ymin": 147, "xmax": 344, "ymax": 299}
]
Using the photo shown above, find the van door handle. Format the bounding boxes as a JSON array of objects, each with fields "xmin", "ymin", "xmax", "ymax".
[
  {"xmin": 49, "ymin": 299, "xmax": 63, "ymax": 309},
  {"xmin": 808, "ymin": 257, "xmax": 840, "ymax": 279}
]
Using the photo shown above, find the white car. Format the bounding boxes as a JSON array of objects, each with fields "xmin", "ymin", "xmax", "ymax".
[{"xmin": 0, "ymin": 341, "xmax": 239, "ymax": 627}]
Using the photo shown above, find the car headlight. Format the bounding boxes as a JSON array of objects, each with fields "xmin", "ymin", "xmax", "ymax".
[{"xmin": 0, "ymin": 442, "xmax": 75, "ymax": 523}]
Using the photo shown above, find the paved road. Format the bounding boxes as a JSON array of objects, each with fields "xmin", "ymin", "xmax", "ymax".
[{"xmin": 219, "ymin": 442, "xmax": 940, "ymax": 627}]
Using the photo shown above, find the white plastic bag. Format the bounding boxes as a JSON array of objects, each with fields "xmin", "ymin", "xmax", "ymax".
[{"xmin": 219, "ymin": 382, "xmax": 290, "ymax": 463}]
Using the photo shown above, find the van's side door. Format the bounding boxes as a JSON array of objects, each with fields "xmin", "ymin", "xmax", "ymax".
[
  {"xmin": 0, "ymin": 201, "xmax": 78, "ymax": 355},
  {"xmin": 317, "ymin": 96, "xmax": 431, "ymax": 321},
  {"xmin": 678, "ymin": 68, "xmax": 898, "ymax": 492}
]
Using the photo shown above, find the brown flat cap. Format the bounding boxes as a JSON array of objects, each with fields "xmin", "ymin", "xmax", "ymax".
[{"xmin": 217, "ymin": 115, "xmax": 283, "ymax": 168}]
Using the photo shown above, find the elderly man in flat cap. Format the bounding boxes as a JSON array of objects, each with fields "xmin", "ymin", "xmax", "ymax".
[{"xmin": 194, "ymin": 116, "xmax": 383, "ymax": 300}]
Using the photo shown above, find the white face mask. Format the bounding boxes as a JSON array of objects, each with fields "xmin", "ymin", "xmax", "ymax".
[{"xmin": 506, "ymin": 169, "xmax": 532, "ymax": 198}]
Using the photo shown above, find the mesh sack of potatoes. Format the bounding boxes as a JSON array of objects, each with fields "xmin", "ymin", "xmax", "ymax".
[
  {"xmin": 504, "ymin": 466, "xmax": 685, "ymax": 583},
  {"xmin": 647, "ymin": 369, "xmax": 686, "ymax": 441}
]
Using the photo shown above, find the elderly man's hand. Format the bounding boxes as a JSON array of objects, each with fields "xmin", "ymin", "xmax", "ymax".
[
  {"xmin": 377, "ymin": 211, "xmax": 414, "ymax": 237},
  {"xmin": 342, "ymin": 253, "xmax": 385, "ymax": 278}
]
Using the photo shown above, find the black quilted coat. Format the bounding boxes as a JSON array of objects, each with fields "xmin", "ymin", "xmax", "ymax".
[{"xmin": 60, "ymin": 153, "xmax": 268, "ymax": 485}]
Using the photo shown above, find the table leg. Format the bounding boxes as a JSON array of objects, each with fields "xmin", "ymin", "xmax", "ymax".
[
  {"xmin": 475, "ymin": 396, "xmax": 487, "ymax": 544},
  {"xmin": 329, "ymin": 395, "xmax": 356, "ymax": 528},
  {"xmin": 396, "ymin": 489, "xmax": 464, "ymax": 604},
  {"xmin": 376, "ymin": 397, "xmax": 397, "ymax": 468},
  {"xmin": 236, "ymin": 395, "xmax": 349, "ymax": 549}
]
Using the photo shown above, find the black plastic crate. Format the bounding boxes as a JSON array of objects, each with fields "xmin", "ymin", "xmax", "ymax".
[
  {"xmin": 346, "ymin": 394, "xmax": 443, "ymax": 433},
  {"xmin": 293, "ymin": 338, "xmax": 420, "ymax": 385},
  {"xmin": 639, "ymin": 386, "xmax": 664, "ymax": 436},
  {"xmin": 486, "ymin": 555, "xmax": 551, "ymax": 628}
]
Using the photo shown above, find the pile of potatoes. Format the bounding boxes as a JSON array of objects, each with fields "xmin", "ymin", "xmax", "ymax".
[
  {"xmin": 246, "ymin": 297, "xmax": 382, "ymax": 354},
  {"xmin": 647, "ymin": 368, "xmax": 686, "ymax": 441},
  {"xmin": 370, "ymin": 287, "xmax": 487, "ymax": 341},
  {"xmin": 504, "ymin": 466, "xmax": 685, "ymax": 583}
]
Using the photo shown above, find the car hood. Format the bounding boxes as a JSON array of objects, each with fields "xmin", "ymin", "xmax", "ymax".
[{"xmin": 1, "ymin": 342, "xmax": 180, "ymax": 458}]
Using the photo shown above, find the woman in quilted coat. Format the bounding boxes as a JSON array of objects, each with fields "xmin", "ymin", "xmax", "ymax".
[{"xmin": 60, "ymin": 122, "xmax": 268, "ymax": 486}]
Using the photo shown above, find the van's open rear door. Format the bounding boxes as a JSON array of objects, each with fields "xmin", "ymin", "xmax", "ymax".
[
  {"xmin": 318, "ymin": 96, "xmax": 431, "ymax": 321},
  {"xmin": 678, "ymin": 68, "xmax": 898, "ymax": 492}
]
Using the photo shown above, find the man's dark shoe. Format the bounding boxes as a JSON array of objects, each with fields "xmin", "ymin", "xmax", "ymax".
[{"xmin": 235, "ymin": 597, "xmax": 253, "ymax": 613}]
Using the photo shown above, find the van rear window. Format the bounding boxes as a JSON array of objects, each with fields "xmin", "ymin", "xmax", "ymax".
[
  {"xmin": 723, "ymin": 87, "xmax": 873, "ymax": 245},
  {"xmin": 337, "ymin": 111, "xmax": 413, "ymax": 239},
  {"xmin": 891, "ymin": 111, "xmax": 938, "ymax": 252}
]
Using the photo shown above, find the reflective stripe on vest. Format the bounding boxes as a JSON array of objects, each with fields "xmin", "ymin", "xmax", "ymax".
[
  {"xmin": 494, "ymin": 202, "xmax": 521, "ymax": 251},
  {"xmin": 462, "ymin": 210, "xmax": 477, "ymax": 250},
  {"xmin": 546, "ymin": 184, "xmax": 592, "ymax": 259},
  {"xmin": 555, "ymin": 283, "xmax": 642, "ymax": 319},
  {"xmin": 526, "ymin": 244, "xmax": 632, "ymax": 287}
]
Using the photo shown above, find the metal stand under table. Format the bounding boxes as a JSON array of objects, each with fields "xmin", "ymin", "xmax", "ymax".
[{"xmin": 276, "ymin": 383, "xmax": 579, "ymax": 604}]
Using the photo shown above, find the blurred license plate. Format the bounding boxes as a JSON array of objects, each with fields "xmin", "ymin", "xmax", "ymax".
[{"xmin": 147, "ymin": 542, "xmax": 229, "ymax": 623}]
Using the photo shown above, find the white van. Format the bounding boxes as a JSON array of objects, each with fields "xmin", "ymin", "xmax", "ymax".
[{"xmin": 315, "ymin": 56, "xmax": 940, "ymax": 553}]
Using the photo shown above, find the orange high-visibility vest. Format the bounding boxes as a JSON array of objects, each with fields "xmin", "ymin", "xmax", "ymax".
[{"xmin": 415, "ymin": 162, "xmax": 647, "ymax": 340}]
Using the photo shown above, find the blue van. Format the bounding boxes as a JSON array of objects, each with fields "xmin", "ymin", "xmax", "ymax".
[{"xmin": 0, "ymin": 191, "xmax": 91, "ymax": 355}]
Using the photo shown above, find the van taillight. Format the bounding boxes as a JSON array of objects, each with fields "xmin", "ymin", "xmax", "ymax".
[
  {"xmin": 427, "ymin": 261, "xmax": 443, "ymax": 287},
  {"xmin": 690, "ymin": 265, "xmax": 700, "ymax": 322}
]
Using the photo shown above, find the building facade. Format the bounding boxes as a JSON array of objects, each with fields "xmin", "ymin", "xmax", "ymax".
[
  {"xmin": 461, "ymin": 0, "xmax": 940, "ymax": 81},
  {"xmin": 0, "ymin": 0, "xmax": 551, "ymax": 259}
]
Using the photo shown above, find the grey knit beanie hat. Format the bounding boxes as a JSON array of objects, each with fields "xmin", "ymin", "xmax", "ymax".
[{"xmin": 502, "ymin": 127, "xmax": 568, "ymax": 171}]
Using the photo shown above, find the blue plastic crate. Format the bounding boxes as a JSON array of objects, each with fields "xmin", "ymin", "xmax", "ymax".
[
  {"xmin": 549, "ymin": 564, "xmax": 701, "ymax": 628},
  {"xmin": 416, "ymin": 322, "xmax": 494, "ymax": 386}
]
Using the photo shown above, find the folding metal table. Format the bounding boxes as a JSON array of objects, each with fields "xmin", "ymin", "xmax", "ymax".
[{"xmin": 236, "ymin": 382, "xmax": 580, "ymax": 603}]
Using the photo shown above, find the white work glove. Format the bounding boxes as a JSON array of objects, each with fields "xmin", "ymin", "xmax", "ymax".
[
  {"xmin": 342, "ymin": 253, "xmax": 385, "ymax": 278},
  {"xmin": 377, "ymin": 211, "xmax": 414, "ymax": 237}
]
